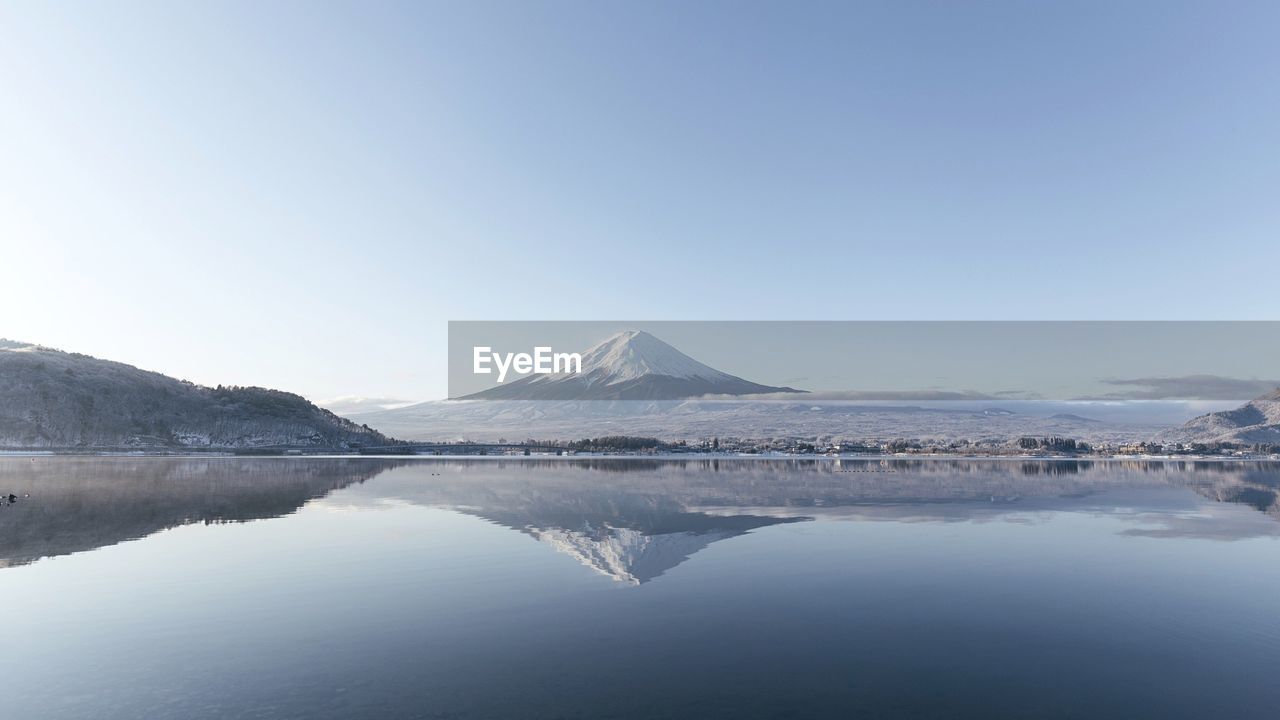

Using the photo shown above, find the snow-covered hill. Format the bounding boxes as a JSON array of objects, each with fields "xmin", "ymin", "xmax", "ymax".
[
  {"xmin": 460, "ymin": 330, "xmax": 802, "ymax": 400},
  {"xmin": 0, "ymin": 339, "xmax": 393, "ymax": 450},
  {"xmin": 1161, "ymin": 389, "xmax": 1280, "ymax": 444}
]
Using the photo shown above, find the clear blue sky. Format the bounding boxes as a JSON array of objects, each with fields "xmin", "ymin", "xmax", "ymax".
[{"xmin": 2, "ymin": 1, "xmax": 1277, "ymax": 401}]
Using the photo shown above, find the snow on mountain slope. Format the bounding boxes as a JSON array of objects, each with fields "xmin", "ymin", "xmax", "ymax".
[
  {"xmin": 460, "ymin": 330, "xmax": 803, "ymax": 401},
  {"xmin": 1161, "ymin": 389, "xmax": 1280, "ymax": 444},
  {"xmin": 571, "ymin": 330, "xmax": 738, "ymax": 383},
  {"xmin": 0, "ymin": 340, "xmax": 393, "ymax": 450}
]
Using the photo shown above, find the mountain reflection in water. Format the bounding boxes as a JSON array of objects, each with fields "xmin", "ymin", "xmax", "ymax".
[
  {"xmin": 2, "ymin": 457, "xmax": 1278, "ymax": 581},
  {"xmin": 5, "ymin": 457, "xmax": 1280, "ymax": 720}
]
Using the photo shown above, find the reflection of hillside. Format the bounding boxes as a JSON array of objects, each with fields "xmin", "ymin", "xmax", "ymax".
[
  {"xmin": 0, "ymin": 458, "xmax": 404, "ymax": 568},
  {"xmin": 1173, "ymin": 465, "xmax": 1280, "ymax": 519},
  {"xmin": 564, "ymin": 458, "xmax": 1280, "ymax": 518},
  {"xmin": 474, "ymin": 503, "xmax": 801, "ymax": 585},
  {"xmin": 528, "ymin": 518, "xmax": 793, "ymax": 585}
]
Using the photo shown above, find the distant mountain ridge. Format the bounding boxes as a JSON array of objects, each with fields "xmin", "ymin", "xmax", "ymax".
[
  {"xmin": 460, "ymin": 330, "xmax": 803, "ymax": 401},
  {"xmin": 1162, "ymin": 389, "xmax": 1280, "ymax": 444},
  {"xmin": 0, "ymin": 339, "xmax": 394, "ymax": 450}
]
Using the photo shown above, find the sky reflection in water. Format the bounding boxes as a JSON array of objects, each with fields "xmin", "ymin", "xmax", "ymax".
[{"xmin": 2, "ymin": 457, "xmax": 1279, "ymax": 719}]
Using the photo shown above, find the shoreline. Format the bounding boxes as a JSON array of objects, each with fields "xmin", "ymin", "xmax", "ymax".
[{"xmin": 3, "ymin": 451, "xmax": 1277, "ymax": 462}]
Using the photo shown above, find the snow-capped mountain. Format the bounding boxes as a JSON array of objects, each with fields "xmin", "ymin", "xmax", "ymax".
[
  {"xmin": 1161, "ymin": 389, "xmax": 1280, "ymax": 444},
  {"xmin": 459, "ymin": 330, "xmax": 803, "ymax": 401}
]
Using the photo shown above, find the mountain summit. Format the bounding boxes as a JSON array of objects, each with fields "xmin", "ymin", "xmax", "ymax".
[{"xmin": 459, "ymin": 330, "xmax": 804, "ymax": 401}]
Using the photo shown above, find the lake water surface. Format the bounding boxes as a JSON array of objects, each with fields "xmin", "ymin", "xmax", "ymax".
[{"xmin": 2, "ymin": 457, "xmax": 1279, "ymax": 719}]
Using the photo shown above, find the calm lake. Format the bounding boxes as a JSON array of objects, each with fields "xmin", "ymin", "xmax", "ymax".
[{"xmin": 2, "ymin": 457, "xmax": 1279, "ymax": 719}]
